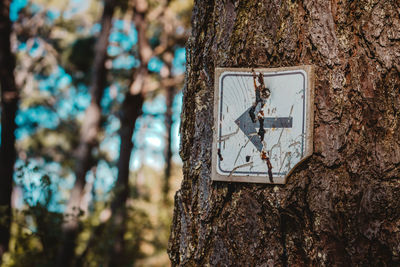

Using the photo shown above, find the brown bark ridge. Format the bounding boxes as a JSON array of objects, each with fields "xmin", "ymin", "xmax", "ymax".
[
  {"xmin": 57, "ymin": 0, "xmax": 116, "ymax": 265},
  {"xmin": 169, "ymin": 0, "xmax": 400, "ymax": 266},
  {"xmin": 0, "ymin": 0, "xmax": 18, "ymax": 261},
  {"xmin": 107, "ymin": 0, "xmax": 149, "ymax": 265}
]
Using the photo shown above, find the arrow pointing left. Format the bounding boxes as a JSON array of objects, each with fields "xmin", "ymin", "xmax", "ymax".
[{"xmin": 235, "ymin": 106, "xmax": 293, "ymax": 152}]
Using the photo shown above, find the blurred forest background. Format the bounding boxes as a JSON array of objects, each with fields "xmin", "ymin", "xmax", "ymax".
[{"xmin": 0, "ymin": 0, "xmax": 192, "ymax": 266}]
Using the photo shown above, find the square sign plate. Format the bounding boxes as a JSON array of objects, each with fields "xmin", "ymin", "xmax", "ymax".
[{"xmin": 212, "ymin": 66, "xmax": 314, "ymax": 184}]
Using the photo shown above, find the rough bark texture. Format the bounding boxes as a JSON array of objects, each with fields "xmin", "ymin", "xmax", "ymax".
[
  {"xmin": 57, "ymin": 0, "xmax": 116, "ymax": 265},
  {"xmin": 0, "ymin": 0, "xmax": 18, "ymax": 261},
  {"xmin": 169, "ymin": 0, "xmax": 400, "ymax": 266}
]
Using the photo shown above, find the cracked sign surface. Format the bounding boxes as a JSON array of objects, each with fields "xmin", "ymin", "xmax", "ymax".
[{"xmin": 212, "ymin": 66, "xmax": 314, "ymax": 184}]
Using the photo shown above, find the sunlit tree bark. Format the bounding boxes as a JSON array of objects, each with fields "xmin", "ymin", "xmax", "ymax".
[
  {"xmin": 169, "ymin": 0, "xmax": 400, "ymax": 266},
  {"xmin": 0, "ymin": 0, "xmax": 18, "ymax": 261},
  {"xmin": 57, "ymin": 0, "xmax": 116, "ymax": 265}
]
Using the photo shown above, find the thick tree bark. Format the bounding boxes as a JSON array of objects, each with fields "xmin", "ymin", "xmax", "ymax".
[
  {"xmin": 0, "ymin": 0, "xmax": 18, "ymax": 261},
  {"xmin": 57, "ymin": 0, "xmax": 116, "ymax": 265},
  {"xmin": 169, "ymin": 0, "xmax": 400, "ymax": 266}
]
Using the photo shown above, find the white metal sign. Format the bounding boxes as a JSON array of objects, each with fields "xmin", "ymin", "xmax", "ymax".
[{"xmin": 212, "ymin": 66, "xmax": 314, "ymax": 184}]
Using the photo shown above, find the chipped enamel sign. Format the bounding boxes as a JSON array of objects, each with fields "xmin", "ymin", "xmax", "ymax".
[{"xmin": 212, "ymin": 66, "xmax": 314, "ymax": 184}]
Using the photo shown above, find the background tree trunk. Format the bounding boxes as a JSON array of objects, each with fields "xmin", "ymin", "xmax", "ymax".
[
  {"xmin": 108, "ymin": 1, "xmax": 149, "ymax": 265},
  {"xmin": 0, "ymin": 0, "xmax": 18, "ymax": 261},
  {"xmin": 108, "ymin": 92, "xmax": 143, "ymax": 267},
  {"xmin": 163, "ymin": 64, "xmax": 175, "ymax": 202},
  {"xmin": 57, "ymin": 0, "xmax": 116, "ymax": 265},
  {"xmin": 169, "ymin": 0, "xmax": 400, "ymax": 266},
  {"xmin": 108, "ymin": 68, "xmax": 146, "ymax": 267}
]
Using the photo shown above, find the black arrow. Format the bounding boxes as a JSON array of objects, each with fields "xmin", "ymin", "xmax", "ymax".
[{"xmin": 235, "ymin": 105, "xmax": 293, "ymax": 152}]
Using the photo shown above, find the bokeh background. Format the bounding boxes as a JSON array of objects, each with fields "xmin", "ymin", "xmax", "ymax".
[{"xmin": 1, "ymin": 0, "xmax": 193, "ymax": 266}]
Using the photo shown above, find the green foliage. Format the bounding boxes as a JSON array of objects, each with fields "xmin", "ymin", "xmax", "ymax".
[
  {"xmin": 2, "ymin": 164, "xmax": 61, "ymax": 267},
  {"xmin": 18, "ymin": 121, "xmax": 80, "ymax": 169},
  {"xmin": 3, "ymin": 161, "xmax": 182, "ymax": 266},
  {"xmin": 3, "ymin": 0, "xmax": 192, "ymax": 265},
  {"xmin": 72, "ymin": 164, "xmax": 182, "ymax": 267}
]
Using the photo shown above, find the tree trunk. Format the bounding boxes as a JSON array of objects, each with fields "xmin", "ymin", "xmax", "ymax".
[
  {"xmin": 108, "ymin": 90, "xmax": 144, "ymax": 267},
  {"xmin": 108, "ymin": 1, "xmax": 150, "ymax": 265},
  {"xmin": 163, "ymin": 69, "xmax": 175, "ymax": 202},
  {"xmin": 0, "ymin": 0, "xmax": 18, "ymax": 261},
  {"xmin": 169, "ymin": 0, "xmax": 400, "ymax": 266},
  {"xmin": 57, "ymin": 0, "xmax": 116, "ymax": 265}
]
